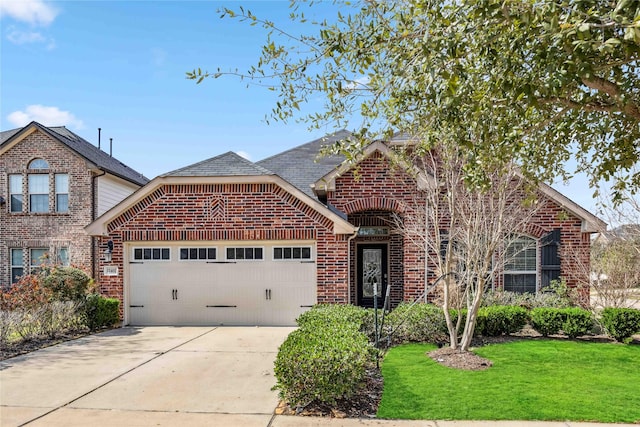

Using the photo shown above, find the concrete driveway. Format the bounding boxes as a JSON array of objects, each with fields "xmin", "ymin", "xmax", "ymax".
[{"xmin": 1, "ymin": 326, "xmax": 294, "ymax": 427}]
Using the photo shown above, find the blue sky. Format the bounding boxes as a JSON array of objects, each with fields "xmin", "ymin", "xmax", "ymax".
[{"xmin": 0, "ymin": 0, "xmax": 599, "ymax": 212}]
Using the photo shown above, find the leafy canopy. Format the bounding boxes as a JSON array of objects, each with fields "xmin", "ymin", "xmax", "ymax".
[{"xmin": 188, "ymin": 0, "xmax": 640, "ymax": 200}]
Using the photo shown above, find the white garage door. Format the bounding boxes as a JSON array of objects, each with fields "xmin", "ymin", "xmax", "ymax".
[{"xmin": 126, "ymin": 242, "xmax": 316, "ymax": 326}]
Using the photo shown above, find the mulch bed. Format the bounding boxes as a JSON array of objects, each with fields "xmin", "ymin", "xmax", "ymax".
[{"xmin": 1, "ymin": 328, "xmax": 94, "ymax": 361}]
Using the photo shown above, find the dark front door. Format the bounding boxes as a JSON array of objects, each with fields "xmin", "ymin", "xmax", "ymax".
[{"xmin": 357, "ymin": 244, "xmax": 388, "ymax": 308}]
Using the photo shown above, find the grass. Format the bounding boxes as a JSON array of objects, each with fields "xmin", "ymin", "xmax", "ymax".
[{"xmin": 378, "ymin": 339, "xmax": 640, "ymax": 423}]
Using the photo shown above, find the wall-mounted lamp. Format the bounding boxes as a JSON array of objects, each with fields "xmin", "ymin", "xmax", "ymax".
[{"xmin": 104, "ymin": 240, "xmax": 114, "ymax": 263}]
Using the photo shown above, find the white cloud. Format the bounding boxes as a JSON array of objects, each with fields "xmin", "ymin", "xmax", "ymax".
[
  {"xmin": 7, "ymin": 105, "xmax": 84, "ymax": 129},
  {"xmin": 6, "ymin": 27, "xmax": 45, "ymax": 44},
  {"xmin": 236, "ymin": 151, "xmax": 252, "ymax": 161},
  {"xmin": 0, "ymin": 0, "xmax": 59, "ymax": 26}
]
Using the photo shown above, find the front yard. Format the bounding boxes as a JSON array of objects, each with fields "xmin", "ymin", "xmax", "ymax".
[{"xmin": 378, "ymin": 339, "xmax": 640, "ymax": 423}]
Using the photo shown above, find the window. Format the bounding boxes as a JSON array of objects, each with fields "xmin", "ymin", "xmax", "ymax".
[
  {"xmin": 55, "ymin": 174, "xmax": 69, "ymax": 213},
  {"xmin": 30, "ymin": 248, "xmax": 49, "ymax": 273},
  {"xmin": 504, "ymin": 236, "xmax": 537, "ymax": 293},
  {"xmin": 180, "ymin": 247, "xmax": 216, "ymax": 260},
  {"xmin": 226, "ymin": 247, "xmax": 263, "ymax": 261},
  {"xmin": 358, "ymin": 227, "xmax": 389, "ymax": 236},
  {"xmin": 10, "ymin": 249, "xmax": 24, "ymax": 284},
  {"xmin": 28, "ymin": 174, "xmax": 49, "ymax": 213},
  {"xmin": 57, "ymin": 247, "xmax": 70, "ymax": 266},
  {"xmin": 273, "ymin": 246, "xmax": 312, "ymax": 260},
  {"xmin": 9, "ymin": 174, "xmax": 23, "ymax": 213},
  {"xmin": 29, "ymin": 158, "xmax": 49, "ymax": 169},
  {"xmin": 133, "ymin": 247, "xmax": 170, "ymax": 261}
]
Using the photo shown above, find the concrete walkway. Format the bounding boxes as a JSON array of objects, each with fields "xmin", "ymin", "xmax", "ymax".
[{"xmin": 1, "ymin": 327, "xmax": 635, "ymax": 427}]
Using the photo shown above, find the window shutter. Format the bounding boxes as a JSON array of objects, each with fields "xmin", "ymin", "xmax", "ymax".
[{"xmin": 540, "ymin": 228, "xmax": 561, "ymax": 289}]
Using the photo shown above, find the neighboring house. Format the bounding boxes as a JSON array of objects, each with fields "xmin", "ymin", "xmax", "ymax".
[
  {"xmin": 0, "ymin": 121, "xmax": 149, "ymax": 287},
  {"xmin": 86, "ymin": 131, "xmax": 604, "ymax": 326}
]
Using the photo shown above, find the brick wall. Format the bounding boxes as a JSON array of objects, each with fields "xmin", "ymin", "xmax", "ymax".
[
  {"xmin": 328, "ymin": 151, "xmax": 592, "ymax": 304},
  {"xmin": 97, "ymin": 182, "xmax": 351, "ymax": 309},
  {"xmin": 0, "ymin": 131, "xmax": 94, "ymax": 286}
]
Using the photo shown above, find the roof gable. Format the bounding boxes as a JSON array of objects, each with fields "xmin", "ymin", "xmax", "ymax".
[
  {"xmin": 163, "ymin": 151, "xmax": 273, "ymax": 177},
  {"xmin": 0, "ymin": 121, "xmax": 149, "ymax": 186}
]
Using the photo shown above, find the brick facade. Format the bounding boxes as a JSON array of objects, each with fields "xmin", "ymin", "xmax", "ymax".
[
  {"xmin": 0, "ymin": 131, "xmax": 94, "ymax": 287},
  {"xmin": 96, "ymin": 183, "xmax": 351, "ymax": 308},
  {"xmin": 91, "ymin": 147, "xmax": 594, "ymax": 314}
]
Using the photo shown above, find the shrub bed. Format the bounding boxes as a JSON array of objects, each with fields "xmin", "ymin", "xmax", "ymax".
[
  {"xmin": 384, "ymin": 303, "xmax": 447, "ymax": 344},
  {"xmin": 475, "ymin": 305, "xmax": 529, "ymax": 336},
  {"xmin": 601, "ymin": 307, "xmax": 640, "ymax": 343},
  {"xmin": 561, "ymin": 307, "xmax": 593, "ymax": 338}
]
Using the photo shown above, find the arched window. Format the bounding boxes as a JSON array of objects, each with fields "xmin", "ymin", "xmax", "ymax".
[
  {"xmin": 503, "ymin": 235, "xmax": 537, "ymax": 293},
  {"xmin": 28, "ymin": 158, "xmax": 49, "ymax": 169}
]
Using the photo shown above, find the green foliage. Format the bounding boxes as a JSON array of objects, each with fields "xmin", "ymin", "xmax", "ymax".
[
  {"xmin": 601, "ymin": 307, "xmax": 640, "ymax": 343},
  {"xmin": 296, "ymin": 303, "xmax": 375, "ymax": 338},
  {"xmin": 475, "ymin": 306, "xmax": 529, "ymax": 337},
  {"xmin": 482, "ymin": 280, "xmax": 576, "ymax": 309},
  {"xmin": 384, "ymin": 303, "xmax": 448, "ymax": 344},
  {"xmin": 379, "ymin": 340, "xmax": 640, "ymax": 422},
  {"xmin": 192, "ymin": 0, "xmax": 640, "ymax": 199},
  {"xmin": 273, "ymin": 321, "xmax": 372, "ymax": 407},
  {"xmin": 84, "ymin": 294, "xmax": 120, "ymax": 331},
  {"xmin": 561, "ymin": 308, "xmax": 594, "ymax": 338},
  {"xmin": 530, "ymin": 307, "xmax": 565, "ymax": 336},
  {"xmin": 42, "ymin": 267, "xmax": 92, "ymax": 302}
]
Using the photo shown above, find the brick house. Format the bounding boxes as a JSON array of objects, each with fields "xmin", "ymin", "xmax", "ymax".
[
  {"xmin": 0, "ymin": 121, "xmax": 149, "ymax": 287},
  {"xmin": 86, "ymin": 131, "xmax": 603, "ymax": 326}
]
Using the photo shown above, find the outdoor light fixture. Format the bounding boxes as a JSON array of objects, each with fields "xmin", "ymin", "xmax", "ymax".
[{"xmin": 104, "ymin": 240, "xmax": 114, "ymax": 263}]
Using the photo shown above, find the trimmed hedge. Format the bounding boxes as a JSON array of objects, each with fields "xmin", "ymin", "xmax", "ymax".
[
  {"xmin": 384, "ymin": 303, "xmax": 448, "ymax": 344},
  {"xmin": 561, "ymin": 307, "xmax": 593, "ymax": 338},
  {"xmin": 42, "ymin": 267, "xmax": 92, "ymax": 302},
  {"xmin": 84, "ymin": 294, "xmax": 120, "ymax": 331},
  {"xmin": 296, "ymin": 303, "xmax": 375, "ymax": 339},
  {"xmin": 601, "ymin": 307, "xmax": 640, "ymax": 343},
  {"xmin": 530, "ymin": 307, "xmax": 564, "ymax": 336},
  {"xmin": 274, "ymin": 315, "xmax": 372, "ymax": 407},
  {"xmin": 475, "ymin": 305, "xmax": 529, "ymax": 336}
]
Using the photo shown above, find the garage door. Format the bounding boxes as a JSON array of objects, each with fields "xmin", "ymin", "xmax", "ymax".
[{"xmin": 126, "ymin": 242, "xmax": 316, "ymax": 326}]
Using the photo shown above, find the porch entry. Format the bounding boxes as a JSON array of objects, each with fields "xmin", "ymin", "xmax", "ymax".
[{"xmin": 356, "ymin": 243, "xmax": 388, "ymax": 308}]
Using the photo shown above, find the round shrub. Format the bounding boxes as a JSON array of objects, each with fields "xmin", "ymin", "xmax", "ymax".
[
  {"xmin": 560, "ymin": 307, "xmax": 593, "ymax": 338},
  {"xmin": 530, "ymin": 307, "xmax": 564, "ymax": 336},
  {"xmin": 475, "ymin": 305, "xmax": 528, "ymax": 336},
  {"xmin": 384, "ymin": 303, "xmax": 448, "ymax": 344},
  {"xmin": 601, "ymin": 307, "xmax": 640, "ymax": 343},
  {"xmin": 273, "ymin": 323, "xmax": 372, "ymax": 407},
  {"xmin": 297, "ymin": 304, "xmax": 375, "ymax": 340},
  {"xmin": 42, "ymin": 267, "xmax": 92, "ymax": 301}
]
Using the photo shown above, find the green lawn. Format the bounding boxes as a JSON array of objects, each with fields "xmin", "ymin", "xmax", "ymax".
[{"xmin": 378, "ymin": 340, "xmax": 640, "ymax": 423}]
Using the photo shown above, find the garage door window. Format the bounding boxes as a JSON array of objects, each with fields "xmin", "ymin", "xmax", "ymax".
[
  {"xmin": 133, "ymin": 248, "xmax": 170, "ymax": 261},
  {"xmin": 274, "ymin": 246, "xmax": 312, "ymax": 260},
  {"xmin": 180, "ymin": 247, "xmax": 216, "ymax": 260},
  {"xmin": 226, "ymin": 247, "xmax": 263, "ymax": 261}
]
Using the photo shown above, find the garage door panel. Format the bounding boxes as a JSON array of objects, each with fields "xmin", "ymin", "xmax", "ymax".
[{"xmin": 127, "ymin": 242, "xmax": 317, "ymax": 326}]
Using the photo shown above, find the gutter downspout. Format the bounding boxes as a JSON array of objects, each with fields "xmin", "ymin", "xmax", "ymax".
[
  {"xmin": 91, "ymin": 170, "xmax": 106, "ymax": 280},
  {"xmin": 346, "ymin": 227, "xmax": 360, "ymax": 305}
]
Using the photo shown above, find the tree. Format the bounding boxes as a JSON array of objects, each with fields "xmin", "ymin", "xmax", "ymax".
[
  {"xmin": 188, "ymin": 0, "xmax": 640, "ymax": 201},
  {"xmin": 392, "ymin": 142, "xmax": 540, "ymax": 351}
]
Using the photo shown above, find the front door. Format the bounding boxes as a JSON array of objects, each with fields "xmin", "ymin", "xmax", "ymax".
[{"xmin": 357, "ymin": 244, "xmax": 388, "ymax": 308}]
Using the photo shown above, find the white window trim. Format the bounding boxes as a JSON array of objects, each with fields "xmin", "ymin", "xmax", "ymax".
[
  {"xmin": 272, "ymin": 245, "xmax": 314, "ymax": 261},
  {"xmin": 28, "ymin": 174, "xmax": 50, "ymax": 213},
  {"xmin": 178, "ymin": 247, "xmax": 217, "ymax": 261},
  {"xmin": 10, "ymin": 248, "xmax": 24, "ymax": 283},
  {"xmin": 503, "ymin": 236, "xmax": 538, "ymax": 293},
  {"xmin": 9, "ymin": 174, "xmax": 23, "ymax": 213},
  {"xmin": 224, "ymin": 246, "xmax": 265, "ymax": 261},
  {"xmin": 132, "ymin": 247, "xmax": 171, "ymax": 262},
  {"xmin": 55, "ymin": 173, "xmax": 69, "ymax": 213}
]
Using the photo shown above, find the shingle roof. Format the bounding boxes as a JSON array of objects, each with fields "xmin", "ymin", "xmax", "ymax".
[
  {"xmin": 257, "ymin": 130, "xmax": 351, "ymax": 197},
  {"xmin": 163, "ymin": 151, "xmax": 274, "ymax": 177},
  {"xmin": 1, "ymin": 122, "xmax": 149, "ymax": 186}
]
